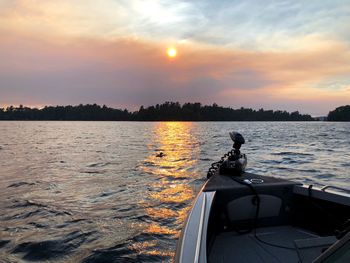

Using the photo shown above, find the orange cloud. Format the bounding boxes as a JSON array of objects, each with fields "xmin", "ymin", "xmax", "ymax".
[{"xmin": 1, "ymin": 22, "xmax": 350, "ymax": 115}]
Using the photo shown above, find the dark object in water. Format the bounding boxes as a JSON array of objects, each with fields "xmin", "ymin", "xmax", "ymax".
[
  {"xmin": 0, "ymin": 240, "xmax": 10, "ymax": 249},
  {"xmin": 7, "ymin": 182, "xmax": 35, "ymax": 188},
  {"xmin": 175, "ymin": 132, "xmax": 350, "ymax": 263},
  {"xmin": 156, "ymin": 152, "xmax": 165, "ymax": 158}
]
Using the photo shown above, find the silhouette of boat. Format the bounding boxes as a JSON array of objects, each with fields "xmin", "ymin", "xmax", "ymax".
[{"xmin": 175, "ymin": 132, "xmax": 350, "ymax": 263}]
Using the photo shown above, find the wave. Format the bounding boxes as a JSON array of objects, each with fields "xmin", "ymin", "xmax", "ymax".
[
  {"xmin": 13, "ymin": 231, "xmax": 97, "ymax": 261},
  {"xmin": 271, "ymin": 151, "xmax": 314, "ymax": 156}
]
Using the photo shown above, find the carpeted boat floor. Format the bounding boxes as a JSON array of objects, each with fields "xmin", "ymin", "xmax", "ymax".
[{"xmin": 208, "ymin": 225, "xmax": 335, "ymax": 263}]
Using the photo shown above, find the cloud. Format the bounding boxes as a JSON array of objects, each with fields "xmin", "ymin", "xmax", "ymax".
[
  {"xmin": 1, "ymin": 0, "xmax": 350, "ymax": 115},
  {"xmin": 2, "ymin": 0, "xmax": 350, "ymax": 50},
  {"xmin": 1, "ymin": 26, "xmax": 350, "ymax": 115}
]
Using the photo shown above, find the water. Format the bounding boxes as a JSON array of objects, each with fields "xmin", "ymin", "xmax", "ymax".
[{"xmin": 0, "ymin": 121, "xmax": 349, "ymax": 262}]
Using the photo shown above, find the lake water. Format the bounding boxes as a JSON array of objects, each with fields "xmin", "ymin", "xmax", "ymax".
[{"xmin": 0, "ymin": 121, "xmax": 349, "ymax": 262}]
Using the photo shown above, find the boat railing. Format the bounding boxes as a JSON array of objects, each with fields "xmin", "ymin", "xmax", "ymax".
[
  {"xmin": 321, "ymin": 185, "xmax": 350, "ymax": 194},
  {"xmin": 293, "ymin": 185, "xmax": 350, "ymax": 206}
]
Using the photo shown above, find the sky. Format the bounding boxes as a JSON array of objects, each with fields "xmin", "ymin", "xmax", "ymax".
[{"xmin": 1, "ymin": 0, "xmax": 350, "ymax": 115}]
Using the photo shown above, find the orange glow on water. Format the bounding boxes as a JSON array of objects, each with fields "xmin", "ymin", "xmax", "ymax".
[
  {"xmin": 145, "ymin": 223, "xmax": 177, "ymax": 235},
  {"xmin": 145, "ymin": 207, "xmax": 178, "ymax": 219},
  {"xmin": 149, "ymin": 183, "xmax": 193, "ymax": 203},
  {"xmin": 137, "ymin": 122, "xmax": 200, "ymax": 258}
]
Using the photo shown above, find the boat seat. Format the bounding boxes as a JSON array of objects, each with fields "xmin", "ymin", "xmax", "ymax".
[
  {"xmin": 226, "ymin": 194, "xmax": 282, "ymax": 222},
  {"xmin": 294, "ymin": 236, "xmax": 337, "ymax": 263}
]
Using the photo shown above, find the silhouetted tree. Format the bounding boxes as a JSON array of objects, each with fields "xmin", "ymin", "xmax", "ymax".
[{"xmin": 328, "ymin": 105, "xmax": 350, "ymax": 121}]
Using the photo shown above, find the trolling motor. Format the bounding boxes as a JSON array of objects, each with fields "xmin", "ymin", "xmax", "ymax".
[
  {"xmin": 207, "ymin": 131, "xmax": 248, "ymax": 178},
  {"xmin": 219, "ymin": 132, "xmax": 247, "ymax": 175}
]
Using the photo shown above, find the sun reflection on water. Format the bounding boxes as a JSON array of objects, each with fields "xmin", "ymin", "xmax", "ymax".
[{"xmin": 137, "ymin": 122, "xmax": 200, "ymax": 259}]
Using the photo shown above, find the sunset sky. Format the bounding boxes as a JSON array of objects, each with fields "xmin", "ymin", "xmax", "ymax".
[{"xmin": 1, "ymin": 0, "xmax": 350, "ymax": 115}]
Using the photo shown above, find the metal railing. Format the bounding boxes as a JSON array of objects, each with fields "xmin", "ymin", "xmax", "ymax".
[{"xmin": 321, "ymin": 185, "xmax": 350, "ymax": 194}]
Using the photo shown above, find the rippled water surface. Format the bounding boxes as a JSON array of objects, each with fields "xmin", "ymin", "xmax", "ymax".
[{"xmin": 0, "ymin": 121, "xmax": 349, "ymax": 262}]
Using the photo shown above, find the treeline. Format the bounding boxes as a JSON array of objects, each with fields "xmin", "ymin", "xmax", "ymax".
[
  {"xmin": 0, "ymin": 104, "xmax": 130, "ymax": 121},
  {"xmin": 0, "ymin": 102, "xmax": 314, "ymax": 121},
  {"xmin": 328, "ymin": 105, "xmax": 350, "ymax": 121},
  {"xmin": 135, "ymin": 102, "xmax": 313, "ymax": 121}
]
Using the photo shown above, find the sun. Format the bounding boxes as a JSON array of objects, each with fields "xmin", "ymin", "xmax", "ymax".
[{"xmin": 167, "ymin": 47, "xmax": 177, "ymax": 58}]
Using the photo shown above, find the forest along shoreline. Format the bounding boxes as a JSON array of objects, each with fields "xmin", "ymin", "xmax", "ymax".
[{"xmin": 1, "ymin": 102, "xmax": 349, "ymax": 121}]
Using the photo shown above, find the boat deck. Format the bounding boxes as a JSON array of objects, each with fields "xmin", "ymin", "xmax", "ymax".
[{"xmin": 208, "ymin": 225, "xmax": 336, "ymax": 263}]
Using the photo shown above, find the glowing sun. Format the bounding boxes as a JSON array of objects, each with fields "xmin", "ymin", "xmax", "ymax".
[{"xmin": 167, "ymin": 47, "xmax": 177, "ymax": 58}]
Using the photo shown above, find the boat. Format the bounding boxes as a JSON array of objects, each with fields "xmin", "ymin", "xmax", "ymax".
[{"xmin": 175, "ymin": 132, "xmax": 350, "ymax": 263}]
